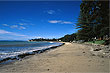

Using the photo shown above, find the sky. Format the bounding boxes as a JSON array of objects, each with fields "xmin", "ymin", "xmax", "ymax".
[{"xmin": 0, "ymin": 1, "xmax": 81, "ymax": 40}]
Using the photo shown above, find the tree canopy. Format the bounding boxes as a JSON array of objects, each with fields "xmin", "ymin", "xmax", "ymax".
[
  {"xmin": 58, "ymin": 33, "xmax": 77, "ymax": 42},
  {"xmin": 76, "ymin": 0, "xmax": 109, "ymax": 41}
]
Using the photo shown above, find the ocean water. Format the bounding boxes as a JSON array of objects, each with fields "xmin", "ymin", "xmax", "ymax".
[{"xmin": 0, "ymin": 41, "xmax": 62, "ymax": 60}]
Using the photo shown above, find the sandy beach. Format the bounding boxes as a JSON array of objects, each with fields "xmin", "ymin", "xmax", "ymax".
[{"xmin": 0, "ymin": 42, "xmax": 109, "ymax": 73}]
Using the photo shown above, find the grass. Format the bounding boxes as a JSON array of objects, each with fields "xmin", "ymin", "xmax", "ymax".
[{"xmin": 87, "ymin": 40, "xmax": 105, "ymax": 45}]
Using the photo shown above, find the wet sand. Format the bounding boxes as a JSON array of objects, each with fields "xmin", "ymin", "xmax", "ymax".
[{"xmin": 0, "ymin": 42, "xmax": 109, "ymax": 73}]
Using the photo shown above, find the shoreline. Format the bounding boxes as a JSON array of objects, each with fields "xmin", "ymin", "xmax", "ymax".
[
  {"xmin": 0, "ymin": 42, "xmax": 65, "ymax": 64},
  {"xmin": 0, "ymin": 42, "xmax": 109, "ymax": 72}
]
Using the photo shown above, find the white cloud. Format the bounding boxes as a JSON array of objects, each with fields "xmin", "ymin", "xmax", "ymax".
[
  {"xmin": 47, "ymin": 10, "xmax": 55, "ymax": 14},
  {"xmin": 12, "ymin": 33, "xmax": 26, "ymax": 36},
  {"xmin": 0, "ymin": 29, "xmax": 40, "ymax": 40},
  {"xmin": 2, "ymin": 24, "xmax": 9, "ymax": 26},
  {"xmin": 35, "ymin": 37, "xmax": 42, "ymax": 39},
  {"xmin": 48, "ymin": 20, "xmax": 61, "ymax": 23},
  {"xmin": 0, "ymin": 29, "xmax": 11, "ymax": 34},
  {"xmin": 19, "ymin": 26, "xmax": 26, "ymax": 30},
  {"xmin": 19, "ymin": 23, "xmax": 34, "ymax": 26},
  {"xmin": 48, "ymin": 20, "xmax": 73, "ymax": 24},
  {"xmin": 26, "ymin": 36, "xmax": 42, "ymax": 39},
  {"xmin": 9, "ymin": 25, "xmax": 26, "ymax": 30},
  {"xmin": 61, "ymin": 21, "xmax": 73, "ymax": 24},
  {"xmin": 10, "ymin": 25, "xmax": 18, "ymax": 28},
  {"xmin": 0, "ymin": 29, "xmax": 26, "ymax": 37},
  {"xmin": 19, "ymin": 23, "xmax": 28, "ymax": 25}
]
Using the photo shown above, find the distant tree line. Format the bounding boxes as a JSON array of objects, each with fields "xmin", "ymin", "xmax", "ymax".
[
  {"xmin": 29, "ymin": 33, "xmax": 77, "ymax": 42},
  {"xmin": 29, "ymin": 38, "xmax": 57, "ymax": 41},
  {"xmin": 58, "ymin": 33, "xmax": 77, "ymax": 42}
]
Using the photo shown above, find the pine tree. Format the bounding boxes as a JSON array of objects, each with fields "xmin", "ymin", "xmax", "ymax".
[{"xmin": 76, "ymin": 0, "xmax": 109, "ymax": 41}]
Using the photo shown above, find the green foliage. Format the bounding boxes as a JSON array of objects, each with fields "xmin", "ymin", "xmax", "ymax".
[
  {"xmin": 76, "ymin": 0, "xmax": 109, "ymax": 41},
  {"xmin": 87, "ymin": 40, "xmax": 105, "ymax": 45},
  {"xmin": 59, "ymin": 33, "xmax": 77, "ymax": 42}
]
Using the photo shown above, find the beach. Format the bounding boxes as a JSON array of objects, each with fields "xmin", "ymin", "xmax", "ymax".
[{"xmin": 0, "ymin": 42, "xmax": 109, "ymax": 73}]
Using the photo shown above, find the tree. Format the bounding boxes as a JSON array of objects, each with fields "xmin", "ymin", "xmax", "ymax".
[
  {"xmin": 58, "ymin": 33, "xmax": 77, "ymax": 42},
  {"xmin": 76, "ymin": 1, "xmax": 95, "ymax": 41},
  {"xmin": 76, "ymin": 0, "xmax": 109, "ymax": 41}
]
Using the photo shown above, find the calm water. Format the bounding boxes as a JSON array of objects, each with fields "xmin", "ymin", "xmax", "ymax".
[{"xmin": 0, "ymin": 41, "xmax": 62, "ymax": 60}]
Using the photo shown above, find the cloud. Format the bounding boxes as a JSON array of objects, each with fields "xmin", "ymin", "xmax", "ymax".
[
  {"xmin": 0, "ymin": 29, "xmax": 41, "ymax": 40},
  {"xmin": 19, "ymin": 26, "xmax": 26, "ymax": 30},
  {"xmin": 48, "ymin": 20, "xmax": 61, "ymax": 23},
  {"xmin": 45, "ymin": 9, "xmax": 62, "ymax": 15},
  {"xmin": 20, "ymin": 19, "xmax": 35, "ymax": 25},
  {"xmin": 61, "ymin": 21, "xmax": 73, "ymax": 24},
  {"xmin": 2, "ymin": 24, "xmax": 19, "ymax": 29},
  {"xmin": 48, "ymin": 20, "xmax": 73, "ymax": 24},
  {"xmin": 10, "ymin": 25, "xmax": 18, "ymax": 28},
  {"xmin": 2, "ymin": 18, "xmax": 33, "ymax": 30},
  {"xmin": 12, "ymin": 33, "xmax": 26, "ymax": 36},
  {"xmin": 10, "ymin": 24, "xmax": 26, "ymax": 30},
  {"xmin": 0, "ymin": 29, "xmax": 11, "ymax": 34},
  {"xmin": 27, "ymin": 36, "xmax": 42, "ymax": 39},
  {"xmin": 47, "ymin": 10, "xmax": 55, "ymax": 14},
  {"xmin": 0, "ymin": 29, "xmax": 26, "ymax": 37},
  {"xmin": 2, "ymin": 24, "xmax": 9, "ymax": 26},
  {"xmin": 19, "ymin": 23, "xmax": 34, "ymax": 26},
  {"xmin": 19, "ymin": 23, "xmax": 25, "ymax": 25}
]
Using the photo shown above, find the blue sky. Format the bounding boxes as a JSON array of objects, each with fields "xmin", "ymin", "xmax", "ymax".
[{"xmin": 0, "ymin": 1, "xmax": 81, "ymax": 40}]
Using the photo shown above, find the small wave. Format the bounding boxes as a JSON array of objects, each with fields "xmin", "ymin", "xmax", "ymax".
[
  {"xmin": 0, "ymin": 42, "xmax": 63, "ymax": 63},
  {"xmin": 50, "ymin": 42, "xmax": 54, "ymax": 43},
  {"xmin": 0, "ymin": 52, "xmax": 8, "ymax": 55}
]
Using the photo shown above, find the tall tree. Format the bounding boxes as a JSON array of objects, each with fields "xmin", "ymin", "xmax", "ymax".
[{"xmin": 76, "ymin": 0, "xmax": 109, "ymax": 41}]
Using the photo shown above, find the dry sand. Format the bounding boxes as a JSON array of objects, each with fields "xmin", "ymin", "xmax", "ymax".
[{"xmin": 0, "ymin": 42, "xmax": 109, "ymax": 73}]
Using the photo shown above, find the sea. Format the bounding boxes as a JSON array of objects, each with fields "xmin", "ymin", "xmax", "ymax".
[{"xmin": 0, "ymin": 41, "xmax": 62, "ymax": 61}]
